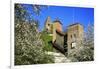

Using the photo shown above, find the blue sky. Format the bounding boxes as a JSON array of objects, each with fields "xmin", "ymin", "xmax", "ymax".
[{"xmin": 22, "ymin": 4, "xmax": 94, "ymax": 31}]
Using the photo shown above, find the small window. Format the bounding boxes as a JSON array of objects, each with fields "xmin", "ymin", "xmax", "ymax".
[
  {"xmin": 74, "ymin": 34, "xmax": 76, "ymax": 38},
  {"xmin": 71, "ymin": 42, "xmax": 76, "ymax": 49},
  {"xmin": 48, "ymin": 24, "xmax": 50, "ymax": 26},
  {"xmin": 71, "ymin": 35, "xmax": 72, "ymax": 38}
]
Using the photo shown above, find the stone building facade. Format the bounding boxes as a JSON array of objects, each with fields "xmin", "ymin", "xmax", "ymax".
[
  {"xmin": 45, "ymin": 16, "xmax": 84, "ymax": 55},
  {"xmin": 45, "ymin": 16, "xmax": 63, "ymax": 44},
  {"xmin": 67, "ymin": 23, "xmax": 84, "ymax": 54}
]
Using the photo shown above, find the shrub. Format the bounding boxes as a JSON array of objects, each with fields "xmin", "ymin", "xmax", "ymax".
[{"xmin": 15, "ymin": 22, "xmax": 54, "ymax": 65}]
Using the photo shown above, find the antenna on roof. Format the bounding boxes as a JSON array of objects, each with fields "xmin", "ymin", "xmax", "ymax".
[
  {"xmin": 55, "ymin": 17, "xmax": 59, "ymax": 21},
  {"xmin": 72, "ymin": 8, "xmax": 75, "ymax": 24}
]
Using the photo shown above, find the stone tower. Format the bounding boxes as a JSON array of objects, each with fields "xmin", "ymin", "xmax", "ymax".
[
  {"xmin": 67, "ymin": 23, "xmax": 84, "ymax": 54},
  {"xmin": 45, "ymin": 17, "xmax": 63, "ymax": 43},
  {"xmin": 45, "ymin": 16, "xmax": 52, "ymax": 33},
  {"xmin": 53, "ymin": 20, "xmax": 63, "ymax": 45}
]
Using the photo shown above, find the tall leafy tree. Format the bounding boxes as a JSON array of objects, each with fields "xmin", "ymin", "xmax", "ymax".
[{"xmin": 15, "ymin": 4, "xmax": 54, "ymax": 65}]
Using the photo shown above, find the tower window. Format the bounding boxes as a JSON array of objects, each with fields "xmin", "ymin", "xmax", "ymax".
[
  {"xmin": 74, "ymin": 34, "xmax": 76, "ymax": 38},
  {"xmin": 71, "ymin": 35, "xmax": 72, "ymax": 38},
  {"xmin": 71, "ymin": 42, "xmax": 76, "ymax": 49},
  {"xmin": 48, "ymin": 24, "xmax": 50, "ymax": 26}
]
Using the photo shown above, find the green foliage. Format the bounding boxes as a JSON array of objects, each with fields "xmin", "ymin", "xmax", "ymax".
[
  {"xmin": 15, "ymin": 22, "xmax": 54, "ymax": 65},
  {"xmin": 40, "ymin": 31, "xmax": 54, "ymax": 51},
  {"xmin": 68, "ymin": 24, "xmax": 94, "ymax": 62},
  {"xmin": 15, "ymin": 4, "xmax": 54, "ymax": 65},
  {"xmin": 15, "ymin": 4, "xmax": 28, "ymax": 22},
  {"xmin": 68, "ymin": 46, "xmax": 94, "ymax": 62}
]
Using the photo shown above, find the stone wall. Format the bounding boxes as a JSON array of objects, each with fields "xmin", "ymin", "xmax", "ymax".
[{"xmin": 67, "ymin": 23, "xmax": 84, "ymax": 55}]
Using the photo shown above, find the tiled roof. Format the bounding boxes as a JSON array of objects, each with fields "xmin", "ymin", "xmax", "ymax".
[
  {"xmin": 53, "ymin": 20, "xmax": 63, "ymax": 25},
  {"xmin": 68, "ymin": 22, "xmax": 82, "ymax": 27}
]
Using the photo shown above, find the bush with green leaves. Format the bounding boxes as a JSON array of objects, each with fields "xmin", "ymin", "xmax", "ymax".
[
  {"xmin": 68, "ymin": 23, "xmax": 94, "ymax": 62},
  {"xmin": 15, "ymin": 22, "xmax": 54, "ymax": 65},
  {"xmin": 15, "ymin": 4, "xmax": 54, "ymax": 65},
  {"xmin": 68, "ymin": 46, "xmax": 94, "ymax": 62},
  {"xmin": 40, "ymin": 31, "xmax": 54, "ymax": 52}
]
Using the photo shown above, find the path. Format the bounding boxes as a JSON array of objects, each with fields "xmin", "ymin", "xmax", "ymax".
[{"xmin": 46, "ymin": 52, "xmax": 71, "ymax": 63}]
